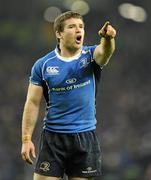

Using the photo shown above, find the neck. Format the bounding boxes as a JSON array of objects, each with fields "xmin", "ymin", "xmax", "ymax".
[{"xmin": 59, "ymin": 44, "xmax": 82, "ymax": 58}]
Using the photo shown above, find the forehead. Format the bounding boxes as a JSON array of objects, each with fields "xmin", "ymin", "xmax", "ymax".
[{"xmin": 64, "ymin": 18, "xmax": 84, "ymax": 26}]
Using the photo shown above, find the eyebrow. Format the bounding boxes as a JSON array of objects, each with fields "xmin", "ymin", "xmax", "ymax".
[{"xmin": 67, "ymin": 23, "xmax": 84, "ymax": 27}]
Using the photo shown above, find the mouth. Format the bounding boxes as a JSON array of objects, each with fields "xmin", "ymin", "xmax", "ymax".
[{"xmin": 75, "ymin": 35, "xmax": 82, "ymax": 44}]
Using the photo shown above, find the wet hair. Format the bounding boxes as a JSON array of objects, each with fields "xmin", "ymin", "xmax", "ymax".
[{"xmin": 54, "ymin": 11, "xmax": 83, "ymax": 33}]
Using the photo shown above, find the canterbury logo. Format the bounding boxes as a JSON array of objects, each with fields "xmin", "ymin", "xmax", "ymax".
[{"xmin": 46, "ymin": 66, "xmax": 59, "ymax": 75}]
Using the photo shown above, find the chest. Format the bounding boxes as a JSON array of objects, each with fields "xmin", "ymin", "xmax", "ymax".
[{"xmin": 43, "ymin": 55, "xmax": 93, "ymax": 88}]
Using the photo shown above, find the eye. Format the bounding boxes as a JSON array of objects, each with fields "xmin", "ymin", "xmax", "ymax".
[
  {"xmin": 79, "ymin": 24, "xmax": 84, "ymax": 29},
  {"xmin": 68, "ymin": 25, "xmax": 74, "ymax": 28}
]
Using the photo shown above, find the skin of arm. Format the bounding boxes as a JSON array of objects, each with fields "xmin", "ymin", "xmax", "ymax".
[
  {"xmin": 93, "ymin": 21, "xmax": 116, "ymax": 66},
  {"xmin": 21, "ymin": 83, "xmax": 43, "ymax": 164}
]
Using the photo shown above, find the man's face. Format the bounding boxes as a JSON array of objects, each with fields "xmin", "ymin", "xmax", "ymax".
[{"xmin": 58, "ymin": 18, "xmax": 85, "ymax": 51}]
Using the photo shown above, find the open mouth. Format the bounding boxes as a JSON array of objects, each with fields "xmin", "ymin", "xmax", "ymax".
[{"xmin": 76, "ymin": 35, "xmax": 82, "ymax": 44}]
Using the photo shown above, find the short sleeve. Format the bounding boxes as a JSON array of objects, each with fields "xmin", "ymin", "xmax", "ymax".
[
  {"xmin": 88, "ymin": 45, "xmax": 102, "ymax": 82},
  {"xmin": 29, "ymin": 59, "xmax": 43, "ymax": 86},
  {"xmin": 88, "ymin": 45, "xmax": 97, "ymax": 58}
]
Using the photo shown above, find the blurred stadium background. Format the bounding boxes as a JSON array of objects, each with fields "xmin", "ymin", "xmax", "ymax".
[{"xmin": 0, "ymin": 0, "xmax": 151, "ymax": 179}]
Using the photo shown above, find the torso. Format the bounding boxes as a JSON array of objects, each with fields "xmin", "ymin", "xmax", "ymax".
[{"xmin": 30, "ymin": 45, "xmax": 102, "ymax": 133}]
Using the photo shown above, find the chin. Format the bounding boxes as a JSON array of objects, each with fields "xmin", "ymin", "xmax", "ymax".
[
  {"xmin": 67, "ymin": 43, "xmax": 83, "ymax": 52},
  {"xmin": 75, "ymin": 43, "xmax": 83, "ymax": 49}
]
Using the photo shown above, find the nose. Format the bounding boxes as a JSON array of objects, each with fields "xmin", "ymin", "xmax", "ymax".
[{"xmin": 75, "ymin": 26, "xmax": 81, "ymax": 33}]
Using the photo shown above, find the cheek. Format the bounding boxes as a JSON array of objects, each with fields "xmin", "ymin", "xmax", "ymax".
[
  {"xmin": 64, "ymin": 33, "xmax": 74, "ymax": 42},
  {"xmin": 66, "ymin": 32, "xmax": 74, "ymax": 37}
]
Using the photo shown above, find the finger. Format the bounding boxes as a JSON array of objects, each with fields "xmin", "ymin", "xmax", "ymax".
[
  {"xmin": 26, "ymin": 158, "xmax": 33, "ymax": 165},
  {"xmin": 22, "ymin": 152, "xmax": 33, "ymax": 164},
  {"xmin": 102, "ymin": 21, "xmax": 110, "ymax": 32},
  {"xmin": 26, "ymin": 152, "xmax": 33, "ymax": 164},
  {"xmin": 31, "ymin": 148, "xmax": 36, "ymax": 158},
  {"xmin": 98, "ymin": 21, "xmax": 110, "ymax": 36},
  {"xmin": 22, "ymin": 154, "xmax": 26, "ymax": 161}
]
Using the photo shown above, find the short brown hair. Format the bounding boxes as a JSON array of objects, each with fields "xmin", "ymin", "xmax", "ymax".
[{"xmin": 54, "ymin": 11, "xmax": 83, "ymax": 33}]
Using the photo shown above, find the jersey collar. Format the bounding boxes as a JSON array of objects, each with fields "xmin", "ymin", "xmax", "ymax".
[{"xmin": 55, "ymin": 47, "xmax": 82, "ymax": 62}]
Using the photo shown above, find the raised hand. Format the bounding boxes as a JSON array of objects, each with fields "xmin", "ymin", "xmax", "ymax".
[{"xmin": 98, "ymin": 21, "xmax": 116, "ymax": 39}]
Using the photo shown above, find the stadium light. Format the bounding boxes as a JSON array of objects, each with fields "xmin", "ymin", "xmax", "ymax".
[
  {"xmin": 71, "ymin": 0, "xmax": 90, "ymax": 15},
  {"xmin": 118, "ymin": 3, "xmax": 147, "ymax": 23},
  {"xmin": 63, "ymin": 0, "xmax": 90, "ymax": 15},
  {"xmin": 44, "ymin": 6, "xmax": 62, "ymax": 23}
]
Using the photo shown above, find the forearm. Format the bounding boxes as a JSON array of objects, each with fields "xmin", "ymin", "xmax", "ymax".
[
  {"xmin": 94, "ymin": 21, "xmax": 116, "ymax": 66},
  {"xmin": 22, "ymin": 100, "xmax": 40, "ymax": 141},
  {"xmin": 98, "ymin": 37, "xmax": 115, "ymax": 65}
]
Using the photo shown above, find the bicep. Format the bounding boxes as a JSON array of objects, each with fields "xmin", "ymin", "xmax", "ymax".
[{"xmin": 26, "ymin": 83, "xmax": 43, "ymax": 106}]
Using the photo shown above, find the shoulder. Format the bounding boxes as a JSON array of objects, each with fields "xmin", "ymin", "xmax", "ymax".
[
  {"xmin": 81, "ymin": 45, "xmax": 97, "ymax": 60},
  {"xmin": 33, "ymin": 50, "xmax": 56, "ymax": 67},
  {"xmin": 82, "ymin": 45, "xmax": 97, "ymax": 54}
]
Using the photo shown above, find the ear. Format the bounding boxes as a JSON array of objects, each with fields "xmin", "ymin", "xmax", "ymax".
[{"xmin": 55, "ymin": 31, "xmax": 62, "ymax": 40}]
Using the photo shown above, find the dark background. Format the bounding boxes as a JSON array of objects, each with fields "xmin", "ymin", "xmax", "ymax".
[{"xmin": 0, "ymin": 0, "xmax": 151, "ymax": 179}]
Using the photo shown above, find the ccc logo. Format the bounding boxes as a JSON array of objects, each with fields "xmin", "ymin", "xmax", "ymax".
[{"xmin": 66, "ymin": 78, "xmax": 77, "ymax": 84}]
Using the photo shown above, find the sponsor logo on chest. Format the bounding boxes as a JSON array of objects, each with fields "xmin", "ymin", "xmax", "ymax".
[{"xmin": 66, "ymin": 78, "xmax": 77, "ymax": 84}]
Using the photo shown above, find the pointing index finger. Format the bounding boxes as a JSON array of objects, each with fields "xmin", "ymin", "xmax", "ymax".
[{"xmin": 103, "ymin": 21, "xmax": 110, "ymax": 31}]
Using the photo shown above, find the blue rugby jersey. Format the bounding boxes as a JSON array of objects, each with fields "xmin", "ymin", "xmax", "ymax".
[{"xmin": 30, "ymin": 45, "xmax": 102, "ymax": 133}]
